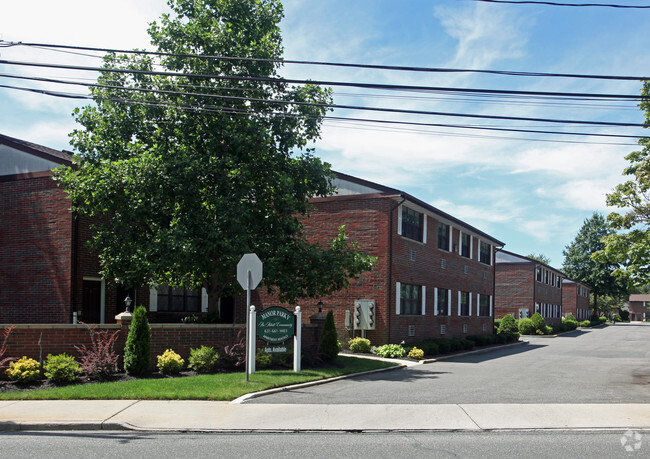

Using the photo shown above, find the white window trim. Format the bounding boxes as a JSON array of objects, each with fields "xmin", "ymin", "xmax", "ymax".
[
  {"xmin": 458, "ymin": 291, "xmax": 462, "ymax": 316},
  {"xmin": 449, "ymin": 225, "xmax": 453, "ymax": 253},
  {"xmin": 469, "ymin": 293, "xmax": 473, "ymax": 316},
  {"xmin": 397, "ymin": 206, "xmax": 403, "ymax": 236},
  {"xmin": 149, "ymin": 287, "xmax": 158, "ymax": 312},
  {"xmin": 477, "ymin": 293, "xmax": 480, "ymax": 317},
  {"xmin": 447, "ymin": 291, "xmax": 452, "ymax": 316},
  {"xmin": 434, "ymin": 287, "xmax": 438, "ymax": 316},
  {"xmin": 489, "ymin": 295, "xmax": 493, "ymax": 317},
  {"xmin": 396, "ymin": 281, "xmax": 401, "ymax": 315},
  {"xmin": 423, "ymin": 215, "xmax": 427, "ymax": 244},
  {"xmin": 422, "ymin": 285, "xmax": 426, "ymax": 316}
]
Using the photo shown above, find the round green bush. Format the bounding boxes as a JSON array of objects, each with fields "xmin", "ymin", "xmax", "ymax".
[
  {"xmin": 498, "ymin": 315, "xmax": 519, "ymax": 336},
  {"xmin": 530, "ymin": 313, "xmax": 547, "ymax": 333},
  {"xmin": 518, "ymin": 318, "xmax": 536, "ymax": 335},
  {"xmin": 348, "ymin": 337, "xmax": 371, "ymax": 353},
  {"xmin": 408, "ymin": 347, "xmax": 425, "ymax": 360},
  {"xmin": 188, "ymin": 345, "xmax": 219, "ymax": 373},
  {"xmin": 580, "ymin": 320, "xmax": 592, "ymax": 327},
  {"xmin": 256, "ymin": 349, "xmax": 273, "ymax": 368},
  {"xmin": 6, "ymin": 356, "xmax": 40, "ymax": 383},
  {"xmin": 373, "ymin": 344, "xmax": 407, "ymax": 358},
  {"xmin": 44, "ymin": 353, "xmax": 82, "ymax": 383}
]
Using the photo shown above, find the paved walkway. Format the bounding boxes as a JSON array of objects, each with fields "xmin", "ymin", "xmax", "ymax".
[{"xmin": 1, "ymin": 399, "xmax": 650, "ymax": 432}]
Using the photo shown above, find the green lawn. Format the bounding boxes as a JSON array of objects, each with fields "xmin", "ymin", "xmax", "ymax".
[{"xmin": 0, "ymin": 356, "xmax": 398, "ymax": 401}]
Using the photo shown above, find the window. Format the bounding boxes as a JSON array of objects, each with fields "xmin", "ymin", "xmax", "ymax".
[
  {"xmin": 460, "ymin": 232, "xmax": 471, "ymax": 258},
  {"xmin": 536, "ymin": 266, "xmax": 542, "ymax": 282},
  {"xmin": 401, "ymin": 206, "xmax": 424, "ymax": 242},
  {"xmin": 438, "ymin": 223, "xmax": 450, "ymax": 251},
  {"xmin": 459, "ymin": 291, "xmax": 470, "ymax": 316},
  {"xmin": 399, "ymin": 283, "xmax": 422, "ymax": 315},
  {"xmin": 545, "ymin": 270, "xmax": 549, "ymax": 284},
  {"xmin": 436, "ymin": 288, "xmax": 449, "ymax": 316},
  {"xmin": 157, "ymin": 286, "xmax": 201, "ymax": 312},
  {"xmin": 478, "ymin": 294, "xmax": 491, "ymax": 316},
  {"xmin": 479, "ymin": 241, "xmax": 492, "ymax": 265}
]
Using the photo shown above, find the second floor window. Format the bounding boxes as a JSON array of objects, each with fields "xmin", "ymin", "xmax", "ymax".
[
  {"xmin": 479, "ymin": 241, "xmax": 492, "ymax": 265},
  {"xmin": 438, "ymin": 223, "xmax": 450, "ymax": 251},
  {"xmin": 460, "ymin": 232, "xmax": 471, "ymax": 258},
  {"xmin": 402, "ymin": 206, "xmax": 424, "ymax": 242}
]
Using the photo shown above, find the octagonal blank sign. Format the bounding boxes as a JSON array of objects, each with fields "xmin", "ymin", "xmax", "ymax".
[{"xmin": 237, "ymin": 253, "xmax": 263, "ymax": 290}]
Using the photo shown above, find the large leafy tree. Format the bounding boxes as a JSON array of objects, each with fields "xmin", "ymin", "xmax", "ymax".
[
  {"xmin": 56, "ymin": 0, "xmax": 374, "ymax": 313},
  {"xmin": 562, "ymin": 213, "xmax": 626, "ymax": 314},
  {"xmin": 595, "ymin": 81, "xmax": 650, "ymax": 285}
]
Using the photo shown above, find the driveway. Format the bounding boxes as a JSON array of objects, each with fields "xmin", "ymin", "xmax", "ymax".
[{"xmin": 248, "ymin": 323, "xmax": 650, "ymax": 404}]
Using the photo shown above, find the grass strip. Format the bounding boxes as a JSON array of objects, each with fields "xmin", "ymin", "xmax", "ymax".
[{"xmin": 0, "ymin": 356, "xmax": 398, "ymax": 401}]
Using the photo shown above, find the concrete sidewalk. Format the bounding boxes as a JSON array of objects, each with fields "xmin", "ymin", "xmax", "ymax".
[{"xmin": 1, "ymin": 400, "xmax": 650, "ymax": 432}]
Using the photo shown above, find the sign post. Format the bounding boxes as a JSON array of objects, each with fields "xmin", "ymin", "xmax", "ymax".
[
  {"xmin": 237, "ymin": 253, "xmax": 262, "ymax": 382},
  {"xmin": 294, "ymin": 306, "xmax": 302, "ymax": 372}
]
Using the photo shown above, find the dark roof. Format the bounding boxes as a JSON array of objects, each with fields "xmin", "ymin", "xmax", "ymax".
[
  {"xmin": 332, "ymin": 170, "xmax": 505, "ymax": 246},
  {"xmin": 496, "ymin": 249, "xmax": 566, "ymax": 276},
  {"xmin": 0, "ymin": 133, "xmax": 73, "ymax": 165}
]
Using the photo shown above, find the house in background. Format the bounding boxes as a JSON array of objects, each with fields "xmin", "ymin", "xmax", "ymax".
[
  {"xmin": 628, "ymin": 294, "xmax": 650, "ymax": 321},
  {"xmin": 258, "ymin": 171, "xmax": 505, "ymax": 345},
  {"xmin": 561, "ymin": 279, "xmax": 592, "ymax": 321},
  {"xmin": 494, "ymin": 250, "xmax": 565, "ymax": 325}
]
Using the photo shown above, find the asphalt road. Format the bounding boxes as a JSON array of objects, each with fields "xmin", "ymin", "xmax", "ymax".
[
  {"xmin": 0, "ymin": 431, "xmax": 642, "ymax": 459},
  {"xmin": 249, "ymin": 323, "xmax": 650, "ymax": 404}
]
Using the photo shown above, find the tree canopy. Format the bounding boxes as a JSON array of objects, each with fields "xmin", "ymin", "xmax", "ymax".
[
  {"xmin": 56, "ymin": 0, "xmax": 374, "ymax": 312},
  {"xmin": 595, "ymin": 81, "xmax": 650, "ymax": 286},
  {"xmin": 526, "ymin": 253, "xmax": 551, "ymax": 265},
  {"xmin": 562, "ymin": 212, "xmax": 626, "ymax": 312}
]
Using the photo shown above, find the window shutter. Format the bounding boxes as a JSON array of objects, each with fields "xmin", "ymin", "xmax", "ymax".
[
  {"xmin": 434, "ymin": 287, "xmax": 438, "ymax": 316},
  {"xmin": 469, "ymin": 293, "xmax": 473, "ymax": 316},
  {"xmin": 422, "ymin": 215, "xmax": 427, "ymax": 244},
  {"xmin": 458, "ymin": 291, "xmax": 461, "ymax": 316},
  {"xmin": 421, "ymin": 285, "xmax": 426, "ymax": 315},
  {"xmin": 449, "ymin": 226, "xmax": 453, "ymax": 252},
  {"xmin": 396, "ymin": 282, "xmax": 401, "ymax": 315},
  {"xmin": 149, "ymin": 288, "xmax": 158, "ymax": 312},
  {"xmin": 477, "ymin": 294, "xmax": 481, "ymax": 316},
  {"xmin": 397, "ymin": 205, "xmax": 403, "ymax": 236},
  {"xmin": 201, "ymin": 288, "xmax": 209, "ymax": 313},
  {"xmin": 489, "ymin": 295, "xmax": 493, "ymax": 317},
  {"xmin": 447, "ymin": 291, "xmax": 452, "ymax": 316}
]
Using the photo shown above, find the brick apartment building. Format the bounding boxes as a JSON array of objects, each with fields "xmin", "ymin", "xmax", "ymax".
[
  {"xmin": 561, "ymin": 279, "xmax": 592, "ymax": 321},
  {"xmin": 257, "ymin": 171, "xmax": 504, "ymax": 345},
  {"xmin": 628, "ymin": 294, "xmax": 650, "ymax": 321},
  {"xmin": 494, "ymin": 250, "xmax": 565, "ymax": 325},
  {"xmin": 2, "ymin": 134, "xmax": 503, "ymax": 345}
]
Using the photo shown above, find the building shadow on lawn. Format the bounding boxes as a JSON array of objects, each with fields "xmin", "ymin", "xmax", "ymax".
[{"xmin": 436, "ymin": 342, "xmax": 546, "ymax": 364}]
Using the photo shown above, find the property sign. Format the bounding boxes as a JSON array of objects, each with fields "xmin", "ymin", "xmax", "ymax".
[
  {"xmin": 257, "ymin": 307, "xmax": 295, "ymax": 344},
  {"xmin": 263, "ymin": 345, "xmax": 288, "ymax": 354}
]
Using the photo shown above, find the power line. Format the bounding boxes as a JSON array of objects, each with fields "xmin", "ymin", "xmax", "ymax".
[
  {"xmin": 1, "ymin": 40, "xmax": 648, "ymax": 81},
  {"xmin": 1, "ymin": 59, "xmax": 648, "ymax": 102},
  {"xmin": 466, "ymin": 0, "xmax": 650, "ymax": 7}
]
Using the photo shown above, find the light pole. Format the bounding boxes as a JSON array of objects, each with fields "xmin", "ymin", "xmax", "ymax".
[{"xmin": 124, "ymin": 295, "xmax": 133, "ymax": 314}]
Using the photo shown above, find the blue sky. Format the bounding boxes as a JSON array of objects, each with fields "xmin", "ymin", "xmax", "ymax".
[{"xmin": 1, "ymin": 0, "xmax": 649, "ymax": 268}]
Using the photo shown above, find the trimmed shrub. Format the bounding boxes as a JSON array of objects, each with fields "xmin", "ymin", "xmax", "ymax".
[
  {"xmin": 408, "ymin": 347, "xmax": 425, "ymax": 360},
  {"xmin": 256, "ymin": 349, "xmax": 273, "ymax": 368},
  {"xmin": 124, "ymin": 305, "xmax": 151, "ymax": 376},
  {"xmin": 43, "ymin": 353, "xmax": 82, "ymax": 384},
  {"xmin": 598, "ymin": 316, "xmax": 608, "ymax": 324},
  {"xmin": 318, "ymin": 310, "xmax": 339, "ymax": 362},
  {"xmin": 6, "ymin": 356, "xmax": 40, "ymax": 383},
  {"xmin": 373, "ymin": 344, "xmax": 407, "ymax": 358},
  {"xmin": 432, "ymin": 338, "xmax": 452, "ymax": 354},
  {"xmin": 580, "ymin": 320, "xmax": 592, "ymax": 327},
  {"xmin": 518, "ymin": 318, "xmax": 536, "ymax": 335},
  {"xmin": 562, "ymin": 318, "xmax": 578, "ymax": 331},
  {"xmin": 188, "ymin": 345, "xmax": 219, "ymax": 374},
  {"xmin": 157, "ymin": 349, "xmax": 184, "ymax": 375},
  {"xmin": 530, "ymin": 313, "xmax": 547, "ymax": 333},
  {"xmin": 564, "ymin": 313, "xmax": 576, "ymax": 322},
  {"xmin": 498, "ymin": 315, "xmax": 517, "ymax": 335},
  {"xmin": 414, "ymin": 340, "xmax": 439, "ymax": 356},
  {"xmin": 348, "ymin": 337, "xmax": 371, "ymax": 353}
]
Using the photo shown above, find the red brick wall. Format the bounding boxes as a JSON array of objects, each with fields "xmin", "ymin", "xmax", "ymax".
[
  {"xmin": 0, "ymin": 175, "xmax": 73, "ymax": 323},
  {"xmin": 1, "ymin": 322, "xmax": 321, "ymax": 371}
]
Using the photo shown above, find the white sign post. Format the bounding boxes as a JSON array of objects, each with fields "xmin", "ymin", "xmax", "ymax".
[
  {"xmin": 237, "ymin": 253, "xmax": 263, "ymax": 382},
  {"xmin": 294, "ymin": 306, "xmax": 302, "ymax": 372}
]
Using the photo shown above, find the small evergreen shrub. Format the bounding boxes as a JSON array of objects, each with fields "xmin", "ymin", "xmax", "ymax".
[
  {"xmin": 408, "ymin": 347, "xmax": 424, "ymax": 360},
  {"xmin": 373, "ymin": 344, "xmax": 407, "ymax": 358},
  {"xmin": 562, "ymin": 318, "xmax": 578, "ymax": 330},
  {"xmin": 620, "ymin": 310, "xmax": 630, "ymax": 321},
  {"xmin": 318, "ymin": 310, "xmax": 339, "ymax": 362},
  {"xmin": 564, "ymin": 313, "xmax": 576, "ymax": 322},
  {"xmin": 124, "ymin": 305, "xmax": 151, "ymax": 376},
  {"xmin": 580, "ymin": 320, "xmax": 592, "ymax": 327},
  {"xmin": 188, "ymin": 345, "xmax": 219, "ymax": 373},
  {"xmin": 530, "ymin": 313, "xmax": 547, "ymax": 333},
  {"xmin": 157, "ymin": 349, "xmax": 184, "ymax": 375},
  {"xmin": 498, "ymin": 315, "xmax": 519, "ymax": 336},
  {"xmin": 6, "ymin": 356, "xmax": 40, "ymax": 383},
  {"xmin": 43, "ymin": 353, "xmax": 82, "ymax": 383},
  {"xmin": 414, "ymin": 340, "xmax": 439, "ymax": 356},
  {"xmin": 433, "ymin": 338, "xmax": 452, "ymax": 354},
  {"xmin": 256, "ymin": 349, "xmax": 273, "ymax": 368},
  {"xmin": 518, "ymin": 318, "xmax": 535, "ymax": 335},
  {"xmin": 598, "ymin": 316, "xmax": 608, "ymax": 324},
  {"xmin": 348, "ymin": 337, "xmax": 371, "ymax": 353}
]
